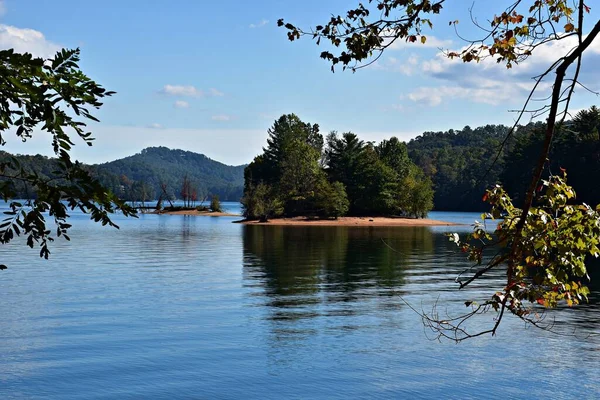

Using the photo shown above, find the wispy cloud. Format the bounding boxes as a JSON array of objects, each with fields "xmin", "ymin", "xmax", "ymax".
[
  {"xmin": 373, "ymin": 54, "xmax": 420, "ymax": 75},
  {"xmin": 212, "ymin": 114, "xmax": 233, "ymax": 121},
  {"xmin": 0, "ymin": 24, "xmax": 61, "ymax": 58},
  {"xmin": 174, "ymin": 100, "xmax": 190, "ymax": 109},
  {"xmin": 396, "ymin": 33, "xmax": 600, "ymax": 108},
  {"xmin": 0, "ymin": 1, "xmax": 6, "ymax": 16},
  {"xmin": 160, "ymin": 84, "xmax": 202, "ymax": 97},
  {"xmin": 147, "ymin": 123, "xmax": 165, "ymax": 129},
  {"xmin": 249, "ymin": 19, "xmax": 269, "ymax": 29},
  {"xmin": 159, "ymin": 85, "xmax": 225, "ymax": 98}
]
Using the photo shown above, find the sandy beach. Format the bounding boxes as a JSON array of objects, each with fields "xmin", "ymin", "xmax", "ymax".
[{"xmin": 236, "ymin": 216, "xmax": 459, "ymax": 226}]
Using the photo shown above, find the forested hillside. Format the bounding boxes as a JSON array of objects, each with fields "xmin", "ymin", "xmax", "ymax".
[
  {"xmin": 407, "ymin": 106, "xmax": 600, "ymax": 211},
  {"xmin": 94, "ymin": 147, "xmax": 245, "ymax": 202},
  {"xmin": 407, "ymin": 124, "xmax": 514, "ymax": 211},
  {"xmin": 2, "ymin": 106, "xmax": 598, "ymax": 211},
  {"xmin": 0, "ymin": 147, "xmax": 245, "ymax": 202}
]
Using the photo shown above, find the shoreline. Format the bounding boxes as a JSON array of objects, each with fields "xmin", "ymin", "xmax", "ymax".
[
  {"xmin": 235, "ymin": 216, "xmax": 460, "ymax": 227},
  {"xmin": 148, "ymin": 209, "xmax": 239, "ymax": 217},
  {"xmin": 144, "ymin": 211, "xmax": 461, "ymax": 227}
]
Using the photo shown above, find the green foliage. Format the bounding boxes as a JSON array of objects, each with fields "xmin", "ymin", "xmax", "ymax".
[
  {"xmin": 265, "ymin": 114, "xmax": 323, "ymax": 164},
  {"xmin": 95, "ymin": 147, "xmax": 245, "ymax": 202},
  {"xmin": 278, "ymin": 139, "xmax": 325, "ymax": 215},
  {"xmin": 314, "ymin": 180, "xmax": 349, "ymax": 219},
  {"xmin": 403, "ymin": 115, "xmax": 600, "ymax": 212},
  {"xmin": 210, "ymin": 195, "xmax": 222, "ymax": 212},
  {"xmin": 376, "ymin": 137, "xmax": 411, "ymax": 178},
  {"xmin": 397, "ymin": 164, "xmax": 434, "ymax": 218},
  {"xmin": 245, "ymin": 114, "xmax": 323, "ymax": 197},
  {"xmin": 324, "ymin": 132, "xmax": 365, "ymax": 211},
  {"xmin": 0, "ymin": 146, "xmax": 245, "ymax": 203},
  {"xmin": 278, "ymin": 0, "xmax": 599, "ymax": 338},
  {"xmin": 450, "ymin": 172, "xmax": 599, "ymax": 319},
  {"xmin": 241, "ymin": 182, "xmax": 284, "ymax": 222},
  {"xmin": 502, "ymin": 109, "xmax": 600, "ymax": 208},
  {"xmin": 407, "ymin": 124, "xmax": 513, "ymax": 211},
  {"xmin": 279, "ymin": 0, "xmax": 578, "ymax": 70},
  {"xmin": 351, "ymin": 145, "xmax": 398, "ymax": 215},
  {"xmin": 244, "ymin": 115, "xmax": 434, "ymax": 219},
  {"xmin": 0, "ymin": 48, "xmax": 135, "ymax": 267},
  {"xmin": 245, "ymin": 114, "xmax": 327, "ymax": 217}
]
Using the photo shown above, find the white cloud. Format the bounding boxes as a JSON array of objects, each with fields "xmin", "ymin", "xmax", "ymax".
[
  {"xmin": 405, "ymin": 85, "xmax": 514, "ymax": 107},
  {"xmin": 174, "ymin": 100, "xmax": 190, "ymax": 109},
  {"xmin": 374, "ymin": 54, "xmax": 420, "ymax": 75},
  {"xmin": 159, "ymin": 85, "xmax": 225, "ymax": 98},
  {"xmin": 147, "ymin": 123, "xmax": 165, "ymax": 129},
  {"xmin": 160, "ymin": 84, "xmax": 202, "ymax": 97},
  {"xmin": 249, "ymin": 19, "xmax": 269, "ymax": 29},
  {"xmin": 212, "ymin": 114, "xmax": 233, "ymax": 121},
  {"xmin": 209, "ymin": 88, "xmax": 224, "ymax": 97},
  {"xmin": 0, "ymin": 24, "xmax": 61, "ymax": 58},
  {"xmin": 400, "ymin": 33, "xmax": 600, "ymax": 108}
]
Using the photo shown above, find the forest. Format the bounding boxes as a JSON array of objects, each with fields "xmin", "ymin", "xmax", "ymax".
[
  {"xmin": 2, "ymin": 106, "xmax": 598, "ymax": 214},
  {"xmin": 93, "ymin": 147, "xmax": 245, "ymax": 202},
  {"xmin": 242, "ymin": 114, "xmax": 434, "ymax": 220},
  {"xmin": 0, "ymin": 147, "xmax": 245, "ymax": 203},
  {"xmin": 408, "ymin": 106, "xmax": 600, "ymax": 211},
  {"xmin": 243, "ymin": 107, "xmax": 600, "ymax": 220}
]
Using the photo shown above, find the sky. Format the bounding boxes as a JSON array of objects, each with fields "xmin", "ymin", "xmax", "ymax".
[{"xmin": 1, "ymin": 0, "xmax": 600, "ymax": 165}]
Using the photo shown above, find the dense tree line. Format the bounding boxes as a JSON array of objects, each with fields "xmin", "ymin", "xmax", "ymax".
[
  {"xmin": 0, "ymin": 146, "xmax": 245, "ymax": 203},
  {"xmin": 501, "ymin": 107, "xmax": 600, "ymax": 207},
  {"xmin": 406, "ymin": 105, "xmax": 600, "ymax": 211},
  {"xmin": 242, "ymin": 114, "xmax": 434, "ymax": 221},
  {"xmin": 407, "ymin": 124, "xmax": 513, "ymax": 211},
  {"xmin": 4, "ymin": 106, "xmax": 598, "ymax": 214}
]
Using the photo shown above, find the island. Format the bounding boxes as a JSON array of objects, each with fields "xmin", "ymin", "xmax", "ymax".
[{"xmin": 236, "ymin": 216, "xmax": 458, "ymax": 226}]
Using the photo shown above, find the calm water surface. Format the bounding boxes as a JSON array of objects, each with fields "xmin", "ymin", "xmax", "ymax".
[{"xmin": 1, "ymin": 206, "xmax": 599, "ymax": 399}]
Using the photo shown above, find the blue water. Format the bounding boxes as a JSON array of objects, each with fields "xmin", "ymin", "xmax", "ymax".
[{"xmin": 0, "ymin": 206, "xmax": 598, "ymax": 398}]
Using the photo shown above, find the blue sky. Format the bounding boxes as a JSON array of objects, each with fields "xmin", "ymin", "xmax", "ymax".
[{"xmin": 1, "ymin": 0, "xmax": 600, "ymax": 165}]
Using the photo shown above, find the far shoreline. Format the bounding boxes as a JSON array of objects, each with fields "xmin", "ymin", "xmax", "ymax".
[
  {"xmin": 148, "ymin": 209, "xmax": 239, "ymax": 217},
  {"xmin": 146, "ymin": 210, "xmax": 460, "ymax": 226},
  {"xmin": 234, "ymin": 216, "xmax": 460, "ymax": 227}
]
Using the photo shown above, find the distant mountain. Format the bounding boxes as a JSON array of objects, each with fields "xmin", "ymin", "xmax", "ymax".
[
  {"xmin": 0, "ymin": 147, "xmax": 246, "ymax": 202},
  {"xmin": 94, "ymin": 147, "xmax": 246, "ymax": 201}
]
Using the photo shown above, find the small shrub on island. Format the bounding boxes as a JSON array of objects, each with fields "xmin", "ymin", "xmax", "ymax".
[{"xmin": 210, "ymin": 195, "xmax": 222, "ymax": 212}]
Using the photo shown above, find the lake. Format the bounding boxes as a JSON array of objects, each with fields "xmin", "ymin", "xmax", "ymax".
[{"xmin": 1, "ymin": 205, "xmax": 599, "ymax": 399}]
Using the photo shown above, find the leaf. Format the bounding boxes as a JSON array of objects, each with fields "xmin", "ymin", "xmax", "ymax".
[
  {"xmin": 564, "ymin": 23, "xmax": 575, "ymax": 32},
  {"xmin": 420, "ymin": 36, "xmax": 427, "ymax": 44}
]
